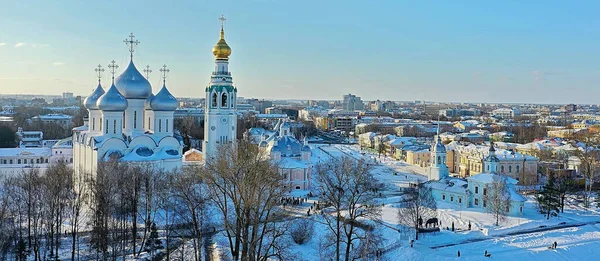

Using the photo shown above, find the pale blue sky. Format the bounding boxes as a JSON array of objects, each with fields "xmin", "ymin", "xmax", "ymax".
[{"xmin": 0, "ymin": 0, "xmax": 598, "ymax": 103}]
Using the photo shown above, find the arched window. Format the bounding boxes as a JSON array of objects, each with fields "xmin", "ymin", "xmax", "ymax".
[
  {"xmin": 113, "ymin": 120, "xmax": 116, "ymax": 134},
  {"xmin": 123, "ymin": 112, "xmax": 126, "ymax": 128},
  {"xmin": 148, "ymin": 117, "xmax": 151, "ymax": 129},
  {"xmin": 166, "ymin": 119, "xmax": 169, "ymax": 132},
  {"xmin": 509, "ymin": 166, "xmax": 512, "ymax": 172},
  {"xmin": 100, "ymin": 117, "xmax": 102, "ymax": 131},
  {"xmin": 501, "ymin": 166, "xmax": 504, "ymax": 172},
  {"xmin": 437, "ymin": 156, "xmax": 441, "ymax": 165},
  {"xmin": 516, "ymin": 165, "xmax": 520, "ymax": 173},
  {"xmin": 106, "ymin": 120, "xmax": 109, "ymax": 134},
  {"xmin": 212, "ymin": 92, "xmax": 218, "ymax": 107},
  {"xmin": 134, "ymin": 111, "xmax": 137, "ymax": 128},
  {"xmin": 159, "ymin": 119, "xmax": 162, "ymax": 132},
  {"xmin": 92, "ymin": 118, "xmax": 95, "ymax": 131},
  {"xmin": 222, "ymin": 92, "xmax": 228, "ymax": 108}
]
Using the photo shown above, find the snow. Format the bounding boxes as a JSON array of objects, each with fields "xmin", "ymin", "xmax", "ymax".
[{"xmin": 296, "ymin": 144, "xmax": 600, "ymax": 261}]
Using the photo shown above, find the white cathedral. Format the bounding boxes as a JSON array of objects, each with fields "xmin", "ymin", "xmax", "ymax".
[
  {"xmin": 73, "ymin": 34, "xmax": 183, "ymax": 177},
  {"xmin": 74, "ymin": 19, "xmax": 238, "ymax": 176}
]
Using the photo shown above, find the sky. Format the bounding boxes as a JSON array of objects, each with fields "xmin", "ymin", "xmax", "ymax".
[{"xmin": 0, "ymin": 0, "xmax": 599, "ymax": 104}]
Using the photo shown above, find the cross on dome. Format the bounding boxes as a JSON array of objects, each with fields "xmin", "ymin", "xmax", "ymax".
[
  {"xmin": 160, "ymin": 64, "xmax": 170, "ymax": 83},
  {"xmin": 123, "ymin": 33, "xmax": 140, "ymax": 59},
  {"xmin": 143, "ymin": 65, "xmax": 152, "ymax": 79},
  {"xmin": 108, "ymin": 60, "xmax": 119, "ymax": 82},
  {"xmin": 94, "ymin": 64, "xmax": 105, "ymax": 83},
  {"xmin": 219, "ymin": 14, "xmax": 226, "ymax": 29}
]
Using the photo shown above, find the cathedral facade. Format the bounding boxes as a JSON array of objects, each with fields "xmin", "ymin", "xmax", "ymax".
[{"xmin": 73, "ymin": 34, "xmax": 183, "ymax": 179}]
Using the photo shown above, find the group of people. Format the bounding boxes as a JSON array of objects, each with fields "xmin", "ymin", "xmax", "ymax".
[{"xmin": 281, "ymin": 196, "xmax": 306, "ymax": 207}]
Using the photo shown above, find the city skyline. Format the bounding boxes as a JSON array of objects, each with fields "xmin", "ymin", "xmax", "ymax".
[{"xmin": 0, "ymin": 0, "xmax": 599, "ymax": 104}]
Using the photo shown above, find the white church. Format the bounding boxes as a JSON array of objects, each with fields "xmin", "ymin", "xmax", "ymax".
[
  {"xmin": 73, "ymin": 34, "xmax": 183, "ymax": 178},
  {"xmin": 425, "ymin": 130, "xmax": 526, "ymax": 216},
  {"xmin": 74, "ymin": 17, "xmax": 240, "ymax": 176}
]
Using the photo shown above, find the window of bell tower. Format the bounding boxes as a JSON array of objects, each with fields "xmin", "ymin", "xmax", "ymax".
[
  {"xmin": 222, "ymin": 92, "xmax": 228, "ymax": 107},
  {"xmin": 212, "ymin": 92, "xmax": 218, "ymax": 108}
]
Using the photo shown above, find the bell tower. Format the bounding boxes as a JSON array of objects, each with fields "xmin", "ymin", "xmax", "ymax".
[{"xmin": 203, "ymin": 15, "xmax": 237, "ymax": 160}]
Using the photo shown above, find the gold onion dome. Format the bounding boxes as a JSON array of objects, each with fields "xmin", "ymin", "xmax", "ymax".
[{"xmin": 212, "ymin": 28, "xmax": 231, "ymax": 59}]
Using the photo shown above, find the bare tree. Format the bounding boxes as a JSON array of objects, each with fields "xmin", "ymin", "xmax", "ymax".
[
  {"xmin": 168, "ymin": 166, "xmax": 210, "ymax": 261},
  {"xmin": 41, "ymin": 161, "xmax": 74, "ymax": 260},
  {"xmin": 397, "ymin": 184, "xmax": 436, "ymax": 240},
  {"xmin": 575, "ymin": 146, "xmax": 599, "ymax": 208},
  {"xmin": 203, "ymin": 138, "xmax": 289, "ymax": 261},
  {"xmin": 315, "ymin": 157, "xmax": 381, "ymax": 261},
  {"xmin": 483, "ymin": 175, "xmax": 511, "ymax": 226}
]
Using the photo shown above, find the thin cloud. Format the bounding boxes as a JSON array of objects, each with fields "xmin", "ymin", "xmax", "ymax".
[
  {"xmin": 52, "ymin": 62, "xmax": 65, "ymax": 66},
  {"xmin": 0, "ymin": 43, "xmax": 6, "ymax": 47},
  {"xmin": 32, "ymin": 43, "xmax": 49, "ymax": 48},
  {"xmin": 14, "ymin": 42, "xmax": 26, "ymax": 48}
]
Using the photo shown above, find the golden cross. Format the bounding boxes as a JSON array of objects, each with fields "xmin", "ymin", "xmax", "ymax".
[{"xmin": 219, "ymin": 15, "xmax": 226, "ymax": 29}]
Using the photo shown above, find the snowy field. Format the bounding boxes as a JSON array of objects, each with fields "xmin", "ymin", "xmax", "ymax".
[{"xmin": 281, "ymin": 144, "xmax": 600, "ymax": 261}]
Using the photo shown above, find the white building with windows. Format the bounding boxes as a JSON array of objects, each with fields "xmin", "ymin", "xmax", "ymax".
[
  {"xmin": 72, "ymin": 34, "xmax": 183, "ymax": 179},
  {"xmin": 0, "ymin": 137, "xmax": 74, "ymax": 179},
  {"xmin": 426, "ymin": 141, "xmax": 525, "ymax": 216},
  {"xmin": 258, "ymin": 120, "xmax": 313, "ymax": 190}
]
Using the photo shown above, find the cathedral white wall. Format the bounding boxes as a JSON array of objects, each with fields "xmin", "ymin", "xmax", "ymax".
[
  {"xmin": 145, "ymin": 109, "xmax": 154, "ymax": 132},
  {"xmin": 89, "ymin": 110, "xmax": 102, "ymax": 133},
  {"xmin": 124, "ymin": 99, "xmax": 145, "ymax": 135},
  {"xmin": 100, "ymin": 111, "xmax": 124, "ymax": 137},
  {"xmin": 153, "ymin": 111, "xmax": 174, "ymax": 136}
]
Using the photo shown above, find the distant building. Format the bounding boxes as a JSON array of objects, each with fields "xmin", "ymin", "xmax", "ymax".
[
  {"xmin": 492, "ymin": 108, "xmax": 520, "ymax": 119},
  {"xmin": 342, "ymin": 94, "xmax": 364, "ymax": 111},
  {"xmin": 16, "ymin": 128, "xmax": 44, "ymax": 148},
  {"xmin": 31, "ymin": 114, "xmax": 72, "ymax": 129}
]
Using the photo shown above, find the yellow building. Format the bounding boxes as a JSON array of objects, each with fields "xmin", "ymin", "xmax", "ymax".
[{"xmin": 406, "ymin": 150, "xmax": 431, "ymax": 168}]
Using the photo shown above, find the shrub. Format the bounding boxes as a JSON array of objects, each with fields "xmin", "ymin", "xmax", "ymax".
[{"xmin": 290, "ymin": 219, "xmax": 314, "ymax": 245}]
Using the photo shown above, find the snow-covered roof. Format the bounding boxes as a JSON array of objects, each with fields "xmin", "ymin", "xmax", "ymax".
[
  {"xmin": 278, "ymin": 157, "xmax": 310, "ymax": 169},
  {"xmin": 467, "ymin": 173, "xmax": 518, "ymax": 185},
  {"xmin": 426, "ymin": 177, "xmax": 469, "ymax": 195},
  {"xmin": 0, "ymin": 147, "xmax": 52, "ymax": 157}
]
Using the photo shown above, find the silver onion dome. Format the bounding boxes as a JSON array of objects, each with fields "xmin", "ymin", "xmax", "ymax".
[
  {"xmin": 114, "ymin": 60, "xmax": 152, "ymax": 99},
  {"xmin": 150, "ymin": 84, "xmax": 178, "ymax": 111},
  {"xmin": 97, "ymin": 83, "xmax": 128, "ymax": 111},
  {"xmin": 145, "ymin": 93, "xmax": 155, "ymax": 110},
  {"xmin": 84, "ymin": 83, "xmax": 105, "ymax": 110}
]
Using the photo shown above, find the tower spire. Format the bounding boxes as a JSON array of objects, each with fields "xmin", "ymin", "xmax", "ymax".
[
  {"xmin": 108, "ymin": 60, "xmax": 119, "ymax": 84},
  {"xmin": 94, "ymin": 64, "xmax": 105, "ymax": 84},
  {"xmin": 124, "ymin": 33, "xmax": 140, "ymax": 60}
]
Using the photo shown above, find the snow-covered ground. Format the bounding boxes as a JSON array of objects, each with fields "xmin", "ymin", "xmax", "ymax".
[{"xmin": 291, "ymin": 144, "xmax": 600, "ymax": 261}]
